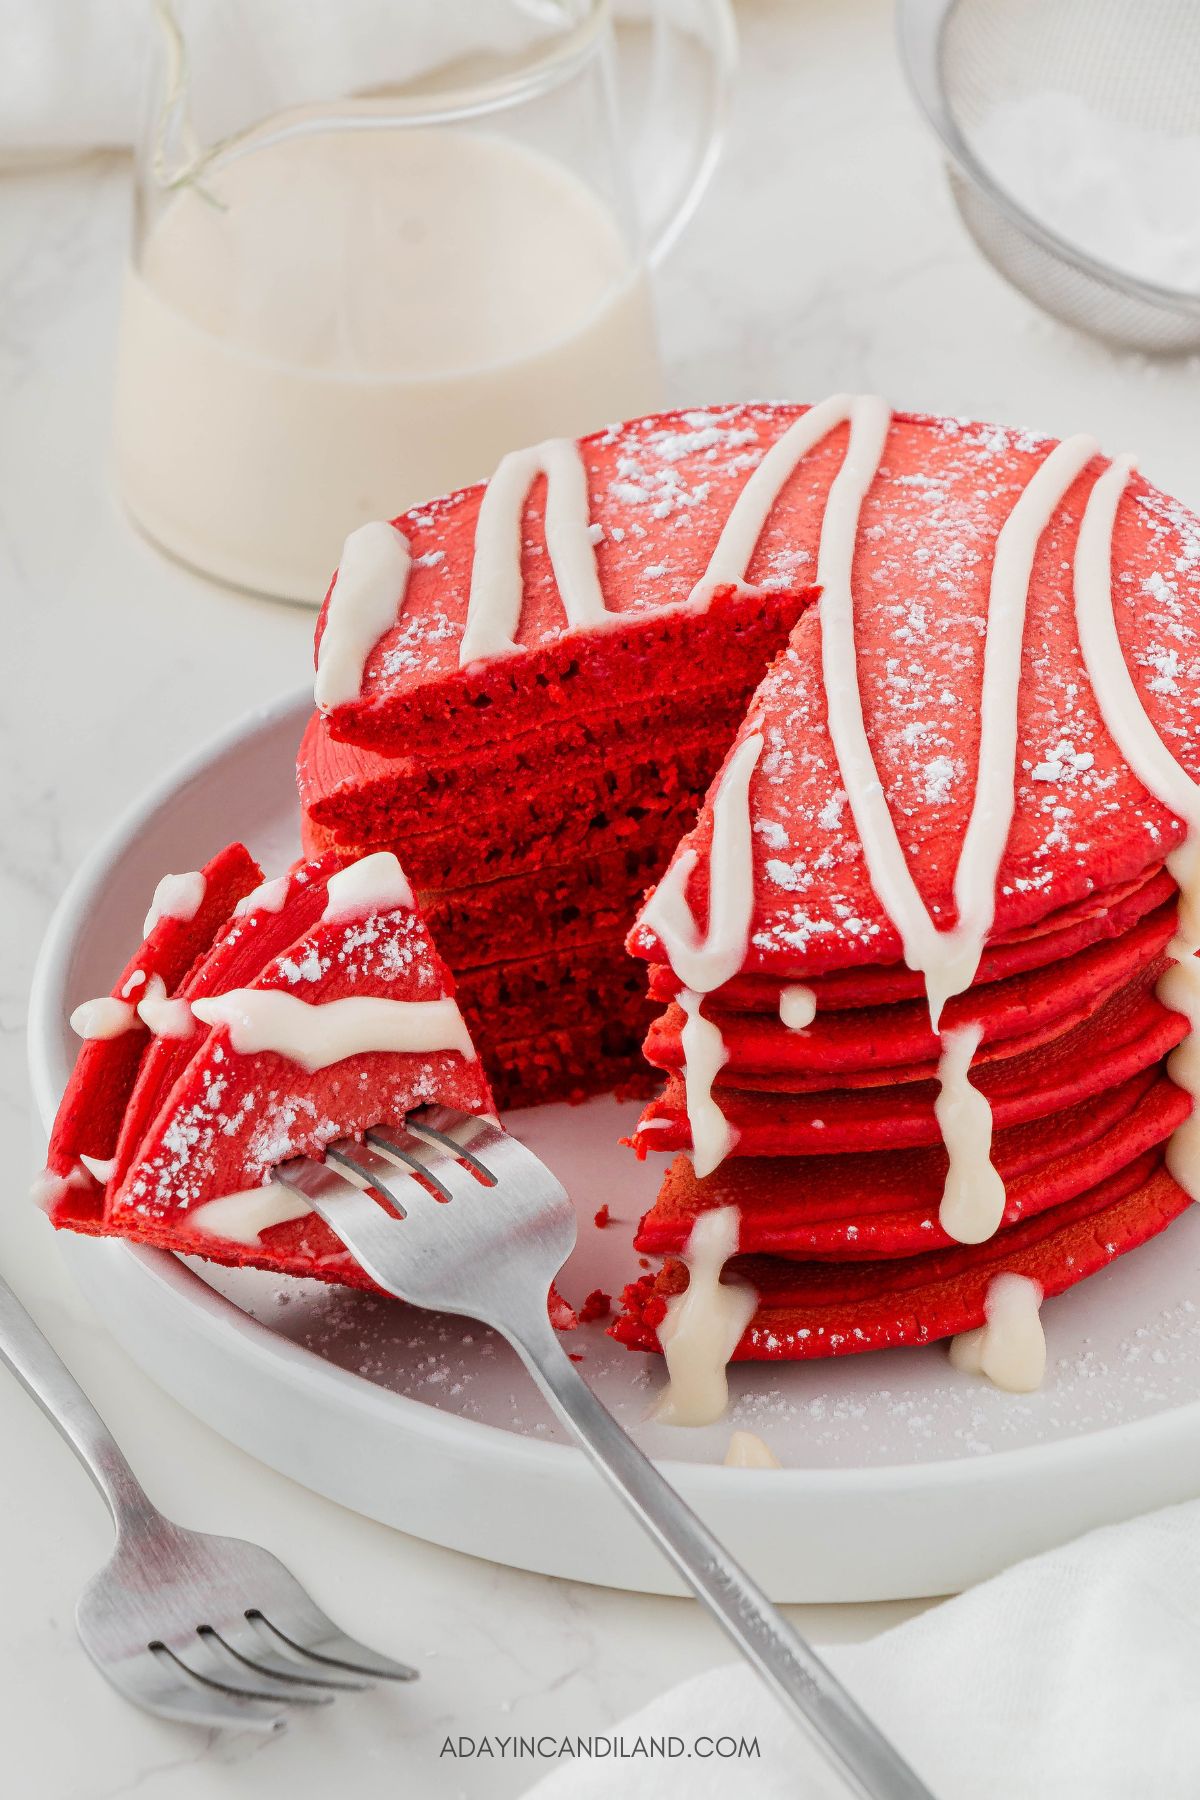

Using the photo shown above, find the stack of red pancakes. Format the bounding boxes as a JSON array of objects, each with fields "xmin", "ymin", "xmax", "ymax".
[
  {"xmin": 50, "ymin": 396, "xmax": 1200, "ymax": 1370},
  {"xmin": 613, "ymin": 403, "xmax": 1200, "ymax": 1362}
]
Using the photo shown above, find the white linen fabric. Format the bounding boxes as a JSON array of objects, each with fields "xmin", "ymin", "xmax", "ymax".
[
  {"xmin": 530, "ymin": 1499, "xmax": 1200, "ymax": 1798},
  {"xmin": 0, "ymin": 1, "xmax": 558, "ymax": 154}
]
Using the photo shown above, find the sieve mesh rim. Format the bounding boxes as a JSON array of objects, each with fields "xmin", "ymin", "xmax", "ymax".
[{"xmin": 895, "ymin": 0, "xmax": 1200, "ymax": 320}]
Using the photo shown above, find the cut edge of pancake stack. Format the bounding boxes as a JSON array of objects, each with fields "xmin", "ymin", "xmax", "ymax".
[{"xmin": 296, "ymin": 430, "xmax": 814, "ymax": 1108}]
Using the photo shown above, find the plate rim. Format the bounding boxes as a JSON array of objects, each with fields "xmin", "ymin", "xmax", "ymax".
[{"xmin": 27, "ymin": 684, "xmax": 1200, "ymax": 1507}]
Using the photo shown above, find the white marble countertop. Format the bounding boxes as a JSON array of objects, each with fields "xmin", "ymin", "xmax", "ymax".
[{"xmin": 6, "ymin": 1, "xmax": 1200, "ymax": 1794}]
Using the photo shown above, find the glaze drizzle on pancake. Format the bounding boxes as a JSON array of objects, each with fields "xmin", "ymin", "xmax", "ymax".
[
  {"xmin": 677, "ymin": 989, "xmax": 735, "ymax": 1178},
  {"xmin": 190, "ymin": 988, "xmax": 476, "ymax": 1071},
  {"xmin": 673, "ymin": 403, "xmax": 1103, "ymax": 1266},
  {"xmin": 949, "ymin": 1272, "xmax": 1046, "ymax": 1392},
  {"xmin": 654, "ymin": 1206, "xmax": 757, "ymax": 1426},
  {"xmin": 641, "ymin": 732, "xmax": 763, "ymax": 1188},
  {"xmin": 935, "ymin": 1023, "xmax": 1006, "ymax": 1243},
  {"xmin": 460, "ymin": 438, "xmax": 607, "ymax": 665},
  {"xmin": 640, "ymin": 732, "xmax": 764, "ymax": 996},
  {"xmin": 315, "ymin": 521, "xmax": 412, "ymax": 711},
  {"xmin": 778, "ymin": 984, "xmax": 817, "ymax": 1030},
  {"xmin": 1073, "ymin": 453, "xmax": 1200, "ymax": 1201}
]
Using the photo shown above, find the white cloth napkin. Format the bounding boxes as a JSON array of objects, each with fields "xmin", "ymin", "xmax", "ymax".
[
  {"xmin": 529, "ymin": 1498, "xmax": 1200, "ymax": 1799},
  {"xmin": 0, "ymin": 0, "xmax": 559, "ymax": 154}
]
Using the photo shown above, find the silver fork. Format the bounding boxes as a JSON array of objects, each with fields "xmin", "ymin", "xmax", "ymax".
[
  {"xmin": 0, "ymin": 1273, "xmax": 415, "ymax": 1733},
  {"xmin": 275, "ymin": 1107, "xmax": 937, "ymax": 1800}
]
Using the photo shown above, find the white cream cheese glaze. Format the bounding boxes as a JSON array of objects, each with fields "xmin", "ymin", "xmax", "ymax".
[
  {"xmin": 142, "ymin": 868, "xmax": 206, "ymax": 938},
  {"xmin": 79, "ymin": 1154, "xmax": 117, "ymax": 1185},
  {"xmin": 641, "ymin": 733, "xmax": 764, "ymax": 995},
  {"xmin": 949, "ymin": 1272, "xmax": 1046, "ymax": 1393},
  {"xmin": 723, "ymin": 1430, "xmax": 782, "ymax": 1469},
  {"xmin": 677, "ymin": 989, "xmax": 735, "ymax": 1178},
  {"xmin": 1073, "ymin": 451, "xmax": 1200, "ymax": 1201},
  {"xmin": 314, "ymin": 520, "xmax": 411, "ymax": 710},
  {"xmin": 690, "ymin": 408, "xmax": 1105, "ymax": 1246},
  {"xmin": 935, "ymin": 1022, "xmax": 1007, "ymax": 1244},
  {"xmin": 190, "ymin": 989, "xmax": 476, "ymax": 1071},
  {"xmin": 188, "ymin": 1185, "xmax": 314, "ymax": 1246},
  {"xmin": 778, "ymin": 984, "xmax": 817, "ymax": 1030},
  {"xmin": 233, "ymin": 873, "xmax": 291, "ymax": 917},
  {"xmin": 69, "ymin": 996, "xmax": 138, "ymax": 1040},
  {"xmin": 135, "ymin": 973, "xmax": 195, "ymax": 1039},
  {"xmin": 459, "ymin": 437, "xmax": 606, "ymax": 666},
  {"xmin": 321, "ymin": 851, "xmax": 414, "ymax": 921},
  {"xmin": 655, "ymin": 1206, "xmax": 757, "ymax": 1426},
  {"xmin": 690, "ymin": 391, "xmax": 865, "ymax": 603}
]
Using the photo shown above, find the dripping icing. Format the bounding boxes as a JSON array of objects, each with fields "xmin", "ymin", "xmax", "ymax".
[
  {"xmin": 949, "ymin": 1273, "xmax": 1046, "ymax": 1393},
  {"xmin": 641, "ymin": 732, "xmax": 763, "ymax": 994},
  {"xmin": 189, "ymin": 1185, "xmax": 314, "ymax": 1246},
  {"xmin": 779, "ymin": 984, "xmax": 816, "ymax": 1030},
  {"xmin": 234, "ymin": 873, "xmax": 291, "ymax": 917},
  {"xmin": 70, "ymin": 996, "xmax": 138, "ymax": 1040},
  {"xmin": 655, "ymin": 1206, "xmax": 756, "ymax": 1426},
  {"xmin": 935, "ymin": 1023, "xmax": 1006, "ymax": 1244},
  {"xmin": 322, "ymin": 851, "xmax": 414, "ymax": 922},
  {"xmin": 938, "ymin": 433, "xmax": 1100, "ymax": 1021},
  {"xmin": 79, "ymin": 1154, "xmax": 117, "ymax": 1185},
  {"xmin": 136, "ymin": 973, "xmax": 195, "ymax": 1039},
  {"xmin": 692, "ymin": 403, "xmax": 1103, "ymax": 1243},
  {"xmin": 723, "ymin": 1430, "xmax": 781, "ymax": 1469},
  {"xmin": 1072, "ymin": 451, "xmax": 1200, "ymax": 1199},
  {"xmin": 677, "ymin": 989, "xmax": 735, "ymax": 1178},
  {"xmin": 812, "ymin": 412, "xmax": 1099, "ymax": 1030},
  {"xmin": 143, "ymin": 869, "xmax": 206, "ymax": 938}
]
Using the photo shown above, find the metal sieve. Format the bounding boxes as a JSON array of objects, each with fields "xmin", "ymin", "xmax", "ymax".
[{"xmin": 897, "ymin": 0, "xmax": 1200, "ymax": 353}]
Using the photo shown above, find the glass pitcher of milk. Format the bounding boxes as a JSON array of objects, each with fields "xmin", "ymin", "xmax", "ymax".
[{"xmin": 113, "ymin": 0, "xmax": 736, "ymax": 603}]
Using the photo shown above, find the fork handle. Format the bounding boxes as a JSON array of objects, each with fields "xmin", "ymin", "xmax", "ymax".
[
  {"xmin": 0, "ymin": 1273, "xmax": 158, "ymax": 1535},
  {"xmin": 501, "ymin": 1309, "xmax": 935, "ymax": 1800}
]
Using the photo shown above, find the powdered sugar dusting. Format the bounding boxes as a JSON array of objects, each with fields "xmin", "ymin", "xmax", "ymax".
[{"xmin": 112, "ymin": 892, "xmax": 487, "ymax": 1223}]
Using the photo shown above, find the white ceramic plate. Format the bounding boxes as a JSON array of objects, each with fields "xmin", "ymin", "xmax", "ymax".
[{"xmin": 27, "ymin": 689, "xmax": 1200, "ymax": 1600}]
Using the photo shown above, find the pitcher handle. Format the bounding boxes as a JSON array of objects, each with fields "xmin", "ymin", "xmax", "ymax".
[{"xmin": 613, "ymin": 0, "xmax": 739, "ymax": 265}]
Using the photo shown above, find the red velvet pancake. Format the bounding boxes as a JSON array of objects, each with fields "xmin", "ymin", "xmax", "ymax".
[
  {"xmin": 612, "ymin": 1165, "xmax": 1191, "ymax": 1360},
  {"xmin": 44, "ymin": 850, "xmax": 495, "ymax": 1298},
  {"xmin": 39, "ymin": 841, "xmax": 261, "ymax": 1210},
  {"xmin": 635, "ymin": 1073, "xmax": 1186, "ymax": 1259},
  {"xmin": 633, "ymin": 962, "xmax": 1186, "ymax": 1156},
  {"xmin": 297, "ymin": 689, "xmax": 751, "ymax": 845},
  {"xmin": 622, "ymin": 430, "xmax": 1199, "ymax": 985},
  {"xmin": 643, "ymin": 866, "xmax": 1176, "ymax": 1012},
  {"xmin": 107, "ymin": 855, "xmax": 343, "ymax": 1193},
  {"xmin": 644, "ymin": 900, "xmax": 1175, "ymax": 1083},
  {"xmin": 422, "ymin": 842, "xmax": 666, "ymax": 968}
]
